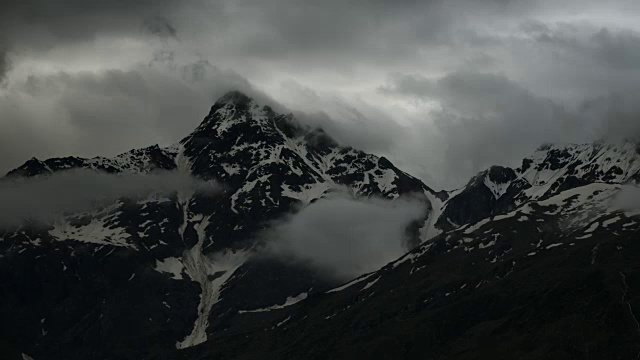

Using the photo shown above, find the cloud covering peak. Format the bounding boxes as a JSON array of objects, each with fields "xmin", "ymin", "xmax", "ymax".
[{"xmin": 1, "ymin": 0, "xmax": 640, "ymax": 188}]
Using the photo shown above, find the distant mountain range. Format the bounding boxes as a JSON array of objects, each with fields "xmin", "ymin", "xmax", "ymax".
[{"xmin": 1, "ymin": 91, "xmax": 639, "ymax": 359}]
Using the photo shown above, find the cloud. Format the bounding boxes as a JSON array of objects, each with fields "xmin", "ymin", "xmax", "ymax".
[
  {"xmin": 259, "ymin": 193, "xmax": 427, "ymax": 280},
  {"xmin": 0, "ymin": 169, "xmax": 220, "ymax": 228},
  {"xmin": 379, "ymin": 69, "xmax": 640, "ymax": 187},
  {"xmin": 143, "ymin": 16, "xmax": 178, "ymax": 40},
  {"xmin": 379, "ymin": 71, "xmax": 579, "ymax": 184},
  {"xmin": 1, "ymin": 0, "xmax": 640, "ymax": 191},
  {"xmin": 0, "ymin": 47, "xmax": 9, "ymax": 85},
  {"xmin": 275, "ymin": 80, "xmax": 410, "ymax": 154},
  {"xmin": 531, "ymin": 25, "xmax": 640, "ymax": 71},
  {"xmin": 0, "ymin": 0, "xmax": 190, "ymax": 51},
  {"xmin": 612, "ymin": 185, "xmax": 640, "ymax": 211}
]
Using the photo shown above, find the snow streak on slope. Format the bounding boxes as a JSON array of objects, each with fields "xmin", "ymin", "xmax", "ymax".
[
  {"xmin": 238, "ymin": 292, "xmax": 309, "ymax": 313},
  {"xmin": 173, "ymin": 145, "xmax": 253, "ymax": 349},
  {"xmin": 420, "ymin": 189, "xmax": 444, "ymax": 241},
  {"xmin": 176, "ymin": 216, "xmax": 249, "ymax": 348}
]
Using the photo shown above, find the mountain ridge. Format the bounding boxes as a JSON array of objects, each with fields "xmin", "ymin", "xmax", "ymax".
[{"xmin": 0, "ymin": 91, "xmax": 440, "ymax": 359}]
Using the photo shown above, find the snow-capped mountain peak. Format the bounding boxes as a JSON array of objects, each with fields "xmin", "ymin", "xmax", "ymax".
[{"xmin": 0, "ymin": 91, "xmax": 438, "ymax": 358}]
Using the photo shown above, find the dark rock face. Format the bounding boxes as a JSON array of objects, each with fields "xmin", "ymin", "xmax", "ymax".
[
  {"xmin": 438, "ymin": 173, "xmax": 497, "ymax": 230},
  {"xmin": 487, "ymin": 165, "xmax": 517, "ymax": 184},
  {"xmin": 437, "ymin": 166, "xmax": 526, "ymax": 231}
]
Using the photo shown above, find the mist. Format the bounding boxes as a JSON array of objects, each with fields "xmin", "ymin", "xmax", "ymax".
[
  {"xmin": 0, "ymin": 169, "xmax": 219, "ymax": 228},
  {"xmin": 612, "ymin": 184, "xmax": 640, "ymax": 211},
  {"xmin": 260, "ymin": 193, "xmax": 427, "ymax": 280}
]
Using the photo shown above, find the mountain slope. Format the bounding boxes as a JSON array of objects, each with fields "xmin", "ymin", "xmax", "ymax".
[
  {"xmin": 2, "ymin": 91, "xmax": 640, "ymax": 359},
  {"xmin": 175, "ymin": 145, "xmax": 640, "ymax": 360}
]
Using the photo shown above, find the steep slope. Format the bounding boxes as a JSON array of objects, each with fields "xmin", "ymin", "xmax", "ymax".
[
  {"xmin": 0, "ymin": 91, "xmax": 440, "ymax": 359},
  {"xmin": 177, "ymin": 148, "xmax": 640, "ymax": 360}
]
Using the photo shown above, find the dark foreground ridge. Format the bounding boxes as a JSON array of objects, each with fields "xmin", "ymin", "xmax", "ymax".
[{"xmin": 1, "ymin": 91, "xmax": 639, "ymax": 359}]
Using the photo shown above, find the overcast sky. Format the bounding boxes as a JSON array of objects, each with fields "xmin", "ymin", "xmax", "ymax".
[{"xmin": 1, "ymin": 0, "xmax": 640, "ymax": 188}]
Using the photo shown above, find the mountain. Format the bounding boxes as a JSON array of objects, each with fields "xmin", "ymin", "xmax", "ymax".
[
  {"xmin": 175, "ymin": 140, "xmax": 640, "ymax": 360},
  {"xmin": 437, "ymin": 141, "xmax": 640, "ymax": 232},
  {"xmin": 0, "ymin": 91, "xmax": 442, "ymax": 359},
  {"xmin": 2, "ymin": 91, "xmax": 639, "ymax": 359}
]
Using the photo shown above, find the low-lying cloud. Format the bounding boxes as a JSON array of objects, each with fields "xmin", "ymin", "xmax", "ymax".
[
  {"xmin": 612, "ymin": 184, "xmax": 640, "ymax": 211},
  {"xmin": 0, "ymin": 169, "xmax": 219, "ymax": 228},
  {"xmin": 260, "ymin": 193, "xmax": 427, "ymax": 280}
]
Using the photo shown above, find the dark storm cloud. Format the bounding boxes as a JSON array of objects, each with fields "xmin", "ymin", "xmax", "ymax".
[
  {"xmin": 379, "ymin": 71, "xmax": 577, "ymax": 182},
  {"xmin": 197, "ymin": 0, "xmax": 546, "ymax": 72},
  {"xmin": 278, "ymin": 80, "xmax": 409, "ymax": 154},
  {"xmin": 0, "ymin": 48, "xmax": 9, "ymax": 85},
  {"xmin": 578, "ymin": 91, "xmax": 640, "ymax": 139},
  {"xmin": 379, "ymin": 68, "xmax": 640, "ymax": 184},
  {"xmin": 0, "ymin": 0, "xmax": 639, "ymax": 189},
  {"xmin": 0, "ymin": 0, "xmax": 188, "ymax": 43},
  {"xmin": 507, "ymin": 23, "xmax": 640, "ymax": 101},
  {"xmin": 370, "ymin": 18, "xmax": 640, "ymax": 187},
  {"xmin": 530, "ymin": 24, "xmax": 640, "ymax": 71},
  {"xmin": 144, "ymin": 16, "xmax": 178, "ymax": 40}
]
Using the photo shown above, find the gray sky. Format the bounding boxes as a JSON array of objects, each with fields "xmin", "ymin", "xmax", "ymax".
[{"xmin": 1, "ymin": 0, "xmax": 640, "ymax": 188}]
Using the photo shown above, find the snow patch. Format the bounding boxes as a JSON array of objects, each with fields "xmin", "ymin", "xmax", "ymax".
[
  {"xmin": 176, "ymin": 216, "xmax": 249, "ymax": 349},
  {"xmin": 49, "ymin": 216, "xmax": 133, "ymax": 248},
  {"xmin": 155, "ymin": 257, "xmax": 184, "ymax": 280},
  {"xmin": 327, "ymin": 273, "xmax": 375, "ymax": 293},
  {"xmin": 281, "ymin": 182, "xmax": 330, "ymax": 205},
  {"xmin": 361, "ymin": 277, "xmax": 380, "ymax": 291},
  {"xmin": 484, "ymin": 177, "xmax": 510, "ymax": 199},
  {"xmin": 584, "ymin": 222, "xmax": 600, "ymax": 233},
  {"xmin": 602, "ymin": 216, "xmax": 621, "ymax": 228},
  {"xmin": 238, "ymin": 292, "xmax": 309, "ymax": 313}
]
